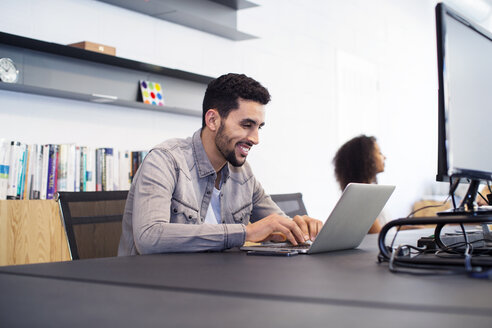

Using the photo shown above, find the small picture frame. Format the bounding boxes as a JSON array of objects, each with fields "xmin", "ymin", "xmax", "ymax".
[{"xmin": 139, "ymin": 80, "xmax": 164, "ymax": 106}]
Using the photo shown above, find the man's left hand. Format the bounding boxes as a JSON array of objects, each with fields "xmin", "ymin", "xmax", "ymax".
[{"xmin": 292, "ymin": 215, "xmax": 323, "ymax": 241}]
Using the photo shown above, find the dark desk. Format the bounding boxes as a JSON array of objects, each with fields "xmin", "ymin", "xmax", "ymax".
[{"xmin": 1, "ymin": 231, "xmax": 491, "ymax": 327}]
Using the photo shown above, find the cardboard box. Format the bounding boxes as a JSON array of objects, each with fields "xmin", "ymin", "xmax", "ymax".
[{"xmin": 68, "ymin": 41, "xmax": 116, "ymax": 56}]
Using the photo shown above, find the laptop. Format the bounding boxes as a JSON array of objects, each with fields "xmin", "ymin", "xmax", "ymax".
[{"xmin": 241, "ymin": 183, "xmax": 395, "ymax": 254}]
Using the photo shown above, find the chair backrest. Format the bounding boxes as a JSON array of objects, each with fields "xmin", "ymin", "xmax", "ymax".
[
  {"xmin": 270, "ymin": 192, "xmax": 308, "ymax": 217},
  {"xmin": 56, "ymin": 191, "xmax": 128, "ymax": 260}
]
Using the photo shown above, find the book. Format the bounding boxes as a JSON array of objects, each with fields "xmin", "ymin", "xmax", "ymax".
[
  {"xmin": 119, "ymin": 150, "xmax": 131, "ymax": 190},
  {"xmin": 66, "ymin": 144, "xmax": 76, "ymax": 192},
  {"xmin": 23, "ymin": 144, "xmax": 36, "ymax": 199},
  {"xmin": 112, "ymin": 148, "xmax": 120, "ymax": 191},
  {"xmin": 39, "ymin": 144, "xmax": 50, "ymax": 200},
  {"xmin": 0, "ymin": 139, "xmax": 10, "ymax": 200},
  {"xmin": 1, "ymin": 139, "xmax": 137, "ymax": 197},
  {"xmin": 74, "ymin": 146, "xmax": 81, "ymax": 192},
  {"xmin": 131, "ymin": 151, "xmax": 139, "ymax": 180},
  {"xmin": 31, "ymin": 144, "xmax": 44, "ymax": 199},
  {"xmin": 16, "ymin": 144, "xmax": 27, "ymax": 199},
  {"xmin": 54, "ymin": 145, "xmax": 59, "ymax": 196},
  {"xmin": 85, "ymin": 146, "xmax": 96, "ymax": 192},
  {"xmin": 104, "ymin": 148, "xmax": 114, "ymax": 191},
  {"xmin": 57, "ymin": 144, "xmax": 68, "ymax": 192},
  {"xmin": 95, "ymin": 148, "xmax": 104, "ymax": 191},
  {"xmin": 140, "ymin": 150, "xmax": 148, "ymax": 162},
  {"xmin": 79, "ymin": 146, "xmax": 86, "ymax": 192},
  {"xmin": 46, "ymin": 144, "xmax": 58, "ymax": 200}
]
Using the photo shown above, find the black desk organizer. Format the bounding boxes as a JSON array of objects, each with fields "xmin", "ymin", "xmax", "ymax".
[{"xmin": 378, "ymin": 216, "xmax": 492, "ymax": 268}]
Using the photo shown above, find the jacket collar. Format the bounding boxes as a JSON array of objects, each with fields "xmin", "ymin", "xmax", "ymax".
[{"xmin": 191, "ymin": 129, "xmax": 218, "ymax": 178}]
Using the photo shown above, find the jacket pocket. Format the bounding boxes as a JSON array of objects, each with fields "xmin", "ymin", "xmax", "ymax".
[
  {"xmin": 170, "ymin": 198, "xmax": 199, "ymax": 224},
  {"xmin": 232, "ymin": 202, "xmax": 253, "ymax": 224}
]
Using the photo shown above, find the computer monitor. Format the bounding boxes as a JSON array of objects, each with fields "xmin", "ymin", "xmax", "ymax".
[{"xmin": 435, "ymin": 3, "xmax": 492, "ymax": 214}]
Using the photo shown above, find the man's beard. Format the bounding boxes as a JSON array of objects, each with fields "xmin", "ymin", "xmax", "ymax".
[{"xmin": 215, "ymin": 122, "xmax": 246, "ymax": 167}]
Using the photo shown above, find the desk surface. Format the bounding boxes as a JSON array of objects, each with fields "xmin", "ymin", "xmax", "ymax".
[
  {"xmin": 1, "ymin": 231, "xmax": 491, "ymax": 327},
  {"xmin": 1, "ymin": 273, "xmax": 490, "ymax": 328}
]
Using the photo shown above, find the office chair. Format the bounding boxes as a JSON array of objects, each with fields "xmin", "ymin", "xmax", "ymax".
[
  {"xmin": 270, "ymin": 192, "xmax": 308, "ymax": 217},
  {"xmin": 56, "ymin": 191, "xmax": 128, "ymax": 260}
]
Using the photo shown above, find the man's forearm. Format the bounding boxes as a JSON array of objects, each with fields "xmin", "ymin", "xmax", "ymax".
[{"xmin": 133, "ymin": 222, "xmax": 246, "ymax": 254}]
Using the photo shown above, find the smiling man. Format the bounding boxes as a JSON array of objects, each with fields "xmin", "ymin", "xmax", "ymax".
[{"xmin": 118, "ymin": 73, "xmax": 322, "ymax": 255}]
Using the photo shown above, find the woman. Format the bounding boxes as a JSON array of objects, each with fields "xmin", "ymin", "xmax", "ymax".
[{"xmin": 333, "ymin": 135, "xmax": 386, "ymax": 233}]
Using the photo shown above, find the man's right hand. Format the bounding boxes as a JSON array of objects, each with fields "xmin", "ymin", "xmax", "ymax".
[{"xmin": 245, "ymin": 214, "xmax": 307, "ymax": 245}]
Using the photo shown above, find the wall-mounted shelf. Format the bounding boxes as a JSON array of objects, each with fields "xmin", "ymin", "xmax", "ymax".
[
  {"xmin": 97, "ymin": 0, "xmax": 259, "ymax": 41},
  {"xmin": 0, "ymin": 31, "xmax": 215, "ymax": 117}
]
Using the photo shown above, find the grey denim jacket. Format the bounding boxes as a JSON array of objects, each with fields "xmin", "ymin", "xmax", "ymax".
[{"xmin": 118, "ymin": 129, "xmax": 283, "ymax": 255}]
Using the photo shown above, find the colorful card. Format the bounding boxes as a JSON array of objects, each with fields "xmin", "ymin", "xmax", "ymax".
[{"xmin": 139, "ymin": 80, "xmax": 164, "ymax": 106}]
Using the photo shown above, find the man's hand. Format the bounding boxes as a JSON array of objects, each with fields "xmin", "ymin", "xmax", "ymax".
[
  {"xmin": 245, "ymin": 214, "xmax": 323, "ymax": 245},
  {"xmin": 245, "ymin": 214, "xmax": 306, "ymax": 245},
  {"xmin": 292, "ymin": 215, "xmax": 323, "ymax": 241}
]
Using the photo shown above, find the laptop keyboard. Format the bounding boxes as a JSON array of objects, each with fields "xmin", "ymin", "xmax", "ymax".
[{"xmin": 264, "ymin": 242, "xmax": 312, "ymax": 250}]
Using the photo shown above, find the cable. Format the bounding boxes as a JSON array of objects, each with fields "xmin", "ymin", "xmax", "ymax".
[
  {"xmin": 470, "ymin": 269, "xmax": 492, "ymax": 279},
  {"xmin": 405, "ymin": 195, "xmax": 451, "ymax": 218},
  {"xmin": 378, "ymin": 180, "xmax": 492, "ymax": 277},
  {"xmin": 388, "ymin": 245, "xmax": 472, "ymax": 276},
  {"xmin": 382, "ymin": 214, "xmax": 487, "ymax": 276},
  {"xmin": 459, "ymin": 223, "xmax": 473, "ymax": 272},
  {"xmin": 477, "ymin": 191, "xmax": 489, "ymax": 205}
]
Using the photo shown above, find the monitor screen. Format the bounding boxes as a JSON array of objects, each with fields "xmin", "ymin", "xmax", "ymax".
[{"xmin": 436, "ymin": 3, "xmax": 492, "ymax": 182}]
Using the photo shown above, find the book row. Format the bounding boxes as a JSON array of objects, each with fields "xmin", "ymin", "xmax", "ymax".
[{"xmin": 0, "ymin": 139, "xmax": 148, "ymax": 200}]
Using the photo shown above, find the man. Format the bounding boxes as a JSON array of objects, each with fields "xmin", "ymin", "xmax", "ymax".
[{"xmin": 118, "ymin": 73, "xmax": 322, "ymax": 255}]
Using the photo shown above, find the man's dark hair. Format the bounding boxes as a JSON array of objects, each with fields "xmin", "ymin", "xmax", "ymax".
[
  {"xmin": 202, "ymin": 73, "xmax": 271, "ymax": 127},
  {"xmin": 333, "ymin": 135, "xmax": 378, "ymax": 190}
]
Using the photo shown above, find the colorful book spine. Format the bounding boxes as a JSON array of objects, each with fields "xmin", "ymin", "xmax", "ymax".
[
  {"xmin": 40, "ymin": 144, "xmax": 50, "ymax": 200},
  {"xmin": 54, "ymin": 145, "xmax": 59, "ymax": 196},
  {"xmin": 46, "ymin": 145, "xmax": 58, "ymax": 200},
  {"xmin": 17, "ymin": 144, "xmax": 27, "ymax": 199},
  {"xmin": 1, "ymin": 139, "xmax": 139, "ymax": 197},
  {"xmin": 23, "ymin": 144, "xmax": 35, "ymax": 200}
]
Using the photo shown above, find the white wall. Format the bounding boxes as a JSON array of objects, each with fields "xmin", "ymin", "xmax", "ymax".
[{"xmin": 0, "ymin": 0, "xmax": 447, "ymax": 221}]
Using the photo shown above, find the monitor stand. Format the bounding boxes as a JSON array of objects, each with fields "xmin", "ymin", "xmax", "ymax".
[{"xmin": 437, "ymin": 179, "xmax": 492, "ymax": 216}]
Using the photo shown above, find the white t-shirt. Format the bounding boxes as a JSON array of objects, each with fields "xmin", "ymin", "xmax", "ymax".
[{"xmin": 204, "ymin": 187, "xmax": 221, "ymax": 224}]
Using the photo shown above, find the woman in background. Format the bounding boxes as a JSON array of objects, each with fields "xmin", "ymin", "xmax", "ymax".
[{"xmin": 333, "ymin": 135, "xmax": 386, "ymax": 234}]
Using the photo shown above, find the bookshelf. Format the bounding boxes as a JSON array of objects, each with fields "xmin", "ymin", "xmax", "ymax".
[
  {"xmin": 0, "ymin": 31, "xmax": 214, "ymax": 117},
  {"xmin": 0, "ymin": 31, "xmax": 214, "ymax": 264}
]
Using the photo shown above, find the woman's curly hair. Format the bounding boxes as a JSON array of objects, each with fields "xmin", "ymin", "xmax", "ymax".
[{"xmin": 333, "ymin": 135, "xmax": 378, "ymax": 190}]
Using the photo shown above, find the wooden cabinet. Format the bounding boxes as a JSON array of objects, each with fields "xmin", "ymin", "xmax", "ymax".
[{"xmin": 0, "ymin": 200, "xmax": 70, "ymax": 266}]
